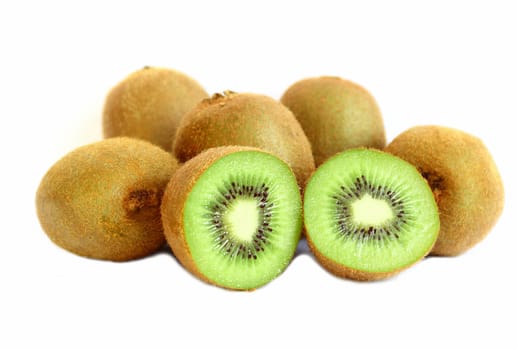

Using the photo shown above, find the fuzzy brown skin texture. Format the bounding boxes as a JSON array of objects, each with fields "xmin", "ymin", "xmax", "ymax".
[
  {"xmin": 36, "ymin": 137, "xmax": 178, "ymax": 261},
  {"xmin": 385, "ymin": 126, "xmax": 504, "ymax": 256},
  {"xmin": 281, "ymin": 76, "xmax": 386, "ymax": 166},
  {"xmin": 103, "ymin": 66, "xmax": 208, "ymax": 151},
  {"xmin": 172, "ymin": 92, "xmax": 316, "ymax": 188},
  {"xmin": 305, "ymin": 234, "xmax": 401, "ymax": 281},
  {"xmin": 161, "ymin": 146, "xmax": 260, "ymax": 290}
]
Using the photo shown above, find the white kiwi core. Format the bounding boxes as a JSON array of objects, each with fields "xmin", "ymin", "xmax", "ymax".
[
  {"xmin": 350, "ymin": 193, "xmax": 394, "ymax": 227},
  {"xmin": 222, "ymin": 198, "xmax": 260, "ymax": 243}
]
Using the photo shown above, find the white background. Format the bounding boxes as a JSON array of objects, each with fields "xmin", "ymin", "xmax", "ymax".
[{"xmin": 2, "ymin": 1, "xmax": 516, "ymax": 349}]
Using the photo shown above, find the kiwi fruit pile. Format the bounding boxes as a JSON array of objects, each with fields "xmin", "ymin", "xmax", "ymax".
[{"xmin": 35, "ymin": 66, "xmax": 504, "ymax": 290}]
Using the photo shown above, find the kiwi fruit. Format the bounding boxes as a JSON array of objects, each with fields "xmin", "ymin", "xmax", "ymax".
[
  {"xmin": 384, "ymin": 125, "xmax": 504, "ymax": 256},
  {"xmin": 103, "ymin": 66, "xmax": 208, "ymax": 151},
  {"xmin": 36, "ymin": 137, "xmax": 178, "ymax": 261},
  {"xmin": 161, "ymin": 146, "xmax": 302, "ymax": 290},
  {"xmin": 303, "ymin": 148, "xmax": 440, "ymax": 281},
  {"xmin": 281, "ymin": 76, "xmax": 386, "ymax": 166},
  {"xmin": 172, "ymin": 91, "xmax": 315, "ymax": 188}
]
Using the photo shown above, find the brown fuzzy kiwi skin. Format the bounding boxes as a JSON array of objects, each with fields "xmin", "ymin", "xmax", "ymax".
[
  {"xmin": 281, "ymin": 76, "xmax": 386, "ymax": 166},
  {"xmin": 103, "ymin": 66, "xmax": 208, "ymax": 151},
  {"xmin": 36, "ymin": 137, "xmax": 178, "ymax": 261},
  {"xmin": 161, "ymin": 146, "xmax": 277, "ymax": 291},
  {"xmin": 384, "ymin": 125, "xmax": 504, "ymax": 256},
  {"xmin": 306, "ymin": 234, "xmax": 400, "ymax": 281},
  {"xmin": 306, "ymin": 233, "xmax": 436, "ymax": 281},
  {"xmin": 172, "ymin": 91, "xmax": 316, "ymax": 188}
]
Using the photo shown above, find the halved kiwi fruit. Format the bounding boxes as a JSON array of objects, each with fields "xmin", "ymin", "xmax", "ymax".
[
  {"xmin": 172, "ymin": 91, "xmax": 315, "ymax": 188},
  {"xmin": 161, "ymin": 146, "xmax": 302, "ymax": 290},
  {"xmin": 103, "ymin": 66, "xmax": 208, "ymax": 151},
  {"xmin": 36, "ymin": 137, "xmax": 178, "ymax": 261},
  {"xmin": 384, "ymin": 125, "xmax": 504, "ymax": 256},
  {"xmin": 281, "ymin": 76, "xmax": 386, "ymax": 166},
  {"xmin": 304, "ymin": 148, "xmax": 440, "ymax": 281}
]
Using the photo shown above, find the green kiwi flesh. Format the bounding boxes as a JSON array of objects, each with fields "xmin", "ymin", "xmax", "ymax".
[
  {"xmin": 304, "ymin": 148, "xmax": 440, "ymax": 281},
  {"xmin": 36, "ymin": 137, "xmax": 177, "ymax": 261},
  {"xmin": 161, "ymin": 146, "xmax": 302, "ymax": 290}
]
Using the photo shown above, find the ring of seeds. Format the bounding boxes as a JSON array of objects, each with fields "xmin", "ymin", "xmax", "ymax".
[
  {"xmin": 332, "ymin": 175, "xmax": 414, "ymax": 242},
  {"xmin": 207, "ymin": 181, "xmax": 274, "ymax": 260}
]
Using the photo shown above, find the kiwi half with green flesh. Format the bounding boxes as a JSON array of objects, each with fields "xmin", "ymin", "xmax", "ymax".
[
  {"xmin": 281, "ymin": 76, "xmax": 386, "ymax": 166},
  {"xmin": 304, "ymin": 148, "xmax": 440, "ymax": 281},
  {"xmin": 384, "ymin": 125, "xmax": 504, "ymax": 256},
  {"xmin": 36, "ymin": 137, "xmax": 178, "ymax": 261},
  {"xmin": 172, "ymin": 91, "xmax": 315, "ymax": 188},
  {"xmin": 161, "ymin": 146, "xmax": 302, "ymax": 290},
  {"xmin": 103, "ymin": 66, "xmax": 208, "ymax": 151}
]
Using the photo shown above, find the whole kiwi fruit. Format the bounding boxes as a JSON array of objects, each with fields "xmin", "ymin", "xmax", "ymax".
[
  {"xmin": 172, "ymin": 91, "xmax": 315, "ymax": 188},
  {"xmin": 36, "ymin": 137, "xmax": 178, "ymax": 261},
  {"xmin": 384, "ymin": 125, "xmax": 504, "ymax": 256},
  {"xmin": 161, "ymin": 146, "xmax": 302, "ymax": 290},
  {"xmin": 103, "ymin": 66, "xmax": 209, "ymax": 151},
  {"xmin": 281, "ymin": 76, "xmax": 386, "ymax": 166}
]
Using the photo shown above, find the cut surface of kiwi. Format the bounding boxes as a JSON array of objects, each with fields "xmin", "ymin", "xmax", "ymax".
[
  {"xmin": 161, "ymin": 146, "xmax": 302, "ymax": 290},
  {"xmin": 304, "ymin": 148, "xmax": 440, "ymax": 281}
]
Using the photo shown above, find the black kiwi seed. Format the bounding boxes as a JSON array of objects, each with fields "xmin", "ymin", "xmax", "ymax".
[
  {"xmin": 335, "ymin": 176, "xmax": 411, "ymax": 242},
  {"xmin": 207, "ymin": 181, "xmax": 274, "ymax": 260}
]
